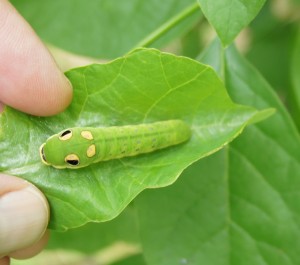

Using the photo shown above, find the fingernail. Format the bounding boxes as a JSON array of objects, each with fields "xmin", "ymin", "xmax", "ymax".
[{"xmin": 0, "ymin": 185, "xmax": 49, "ymax": 256}]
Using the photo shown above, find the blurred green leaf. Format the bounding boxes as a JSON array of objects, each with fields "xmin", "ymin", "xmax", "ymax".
[
  {"xmin": 0, "ymin": 48, "xmax": 266, "ymax": 231},
  {"xmin": 180, "ymin": 22, "xmax": 204, "ymax": 58},
  {"xmin": 11, "ymin": 0, "xmax": 201, "ymax": 59},
  {"xmin": 136, "ymin": 41, "xmax": 300, "ymax": 265},
  {"xmin": 246, "ymin": 2, "xmax": 297, "ymax": 95},
  {"xmin": 197, "ymin": 0, "xmax": 266, "ymax": 46}
]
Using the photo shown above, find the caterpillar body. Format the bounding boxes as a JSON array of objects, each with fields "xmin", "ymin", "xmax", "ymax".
[{"xmin": 39, "ymin": 120, "xmax": 191, "ymax": 169}]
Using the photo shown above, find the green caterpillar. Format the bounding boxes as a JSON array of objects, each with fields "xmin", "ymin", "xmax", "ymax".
[{"xmin": 39, "ymin": 120, "xmax": 191, "ymax": 169}]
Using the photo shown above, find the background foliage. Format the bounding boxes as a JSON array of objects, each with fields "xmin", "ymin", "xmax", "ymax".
[{"xmin": 7, "ymin": 0, "xmax": 300, "ymax": 264}]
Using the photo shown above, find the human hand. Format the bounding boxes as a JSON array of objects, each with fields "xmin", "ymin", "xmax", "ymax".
[{"xmin": 0, "ymin": 0, "xmax": 72, "ymax": 264}]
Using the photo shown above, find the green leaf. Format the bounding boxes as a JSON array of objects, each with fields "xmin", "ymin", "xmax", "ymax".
[
  {"xmin": 136, "ymin": 150, "xmax": 228, "ymax": 265},
  {"xmin": 245, "ymin": 2, "xmax": 297, "ymax": 94},
  {"xmin": 11, "ymin": 0, "xmax": 201, "ymax": 58},
  {"xmin": 47, "ymin": 207, "xmax": 139, "ymax": 253},
  {"xmin": 0, "ymin": 48, "xmax": 266, "ymax": 231},
  {"xmin": 135, "ymin": 42, "xmax": 300, "ymax": 265},
  {"xmin": 198, "ymin": 0, "xmax": 266, "ymax": 46},
  {"xmin": 223, "ymin": 44, "xmax": 300, "ymax": 265}
]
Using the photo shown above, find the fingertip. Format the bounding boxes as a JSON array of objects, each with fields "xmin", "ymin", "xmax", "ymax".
[
  {"xmin": 50, "ymin": 76, "xmax": 73, "ymax": 116},
  {"xmin": 30, "ymin": 72, "xmax": 73, "ymax": 116},
  {"xmin": 0, "ymin": 1, "xmax": 73, "ymax": 116},
  {"xmin": 0, "ymin": 174, "xmax": 49, "ymax": 257},
  {"xmin": 10, "ymin": 230, "xmax": 50, "ymax": 260}
]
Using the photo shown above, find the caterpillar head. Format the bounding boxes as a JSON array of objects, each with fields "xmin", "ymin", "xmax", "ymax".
[{"xmin": 39, "ymin": 128, "xmax": 95, "ymax": 169}]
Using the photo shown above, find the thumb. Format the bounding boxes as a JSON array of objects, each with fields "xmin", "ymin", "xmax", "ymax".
[{"xmin": 0, "ymin": 174, "xmax": 49, "ymax": 258}]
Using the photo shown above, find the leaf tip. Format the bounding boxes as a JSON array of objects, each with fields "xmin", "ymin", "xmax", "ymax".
[{"xmin": 247, "ymin": 108, "xmax": 276, "ymax": 125}]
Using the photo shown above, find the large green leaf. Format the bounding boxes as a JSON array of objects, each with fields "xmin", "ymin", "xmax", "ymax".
[
  {"xmin": 135, "ymin": 42, "xmax": 300, "ymax": 264},
  {"xmin": 11, "ymin": 0, "xmax": 201, "ymax": 58},
  {"xmin": 136, "ymin": 150, "xmax": 228, "ymax": 265},
  {"xmin": 0, "ymin": 48, "xmax": 266, "ymax": 231},
  {"xmin": 224, "ymin": 44, "xmax": 300, "ymax": 265},
  {"xmin": 198, "ymin": 0, "xmax": 266, "ymax": 46}
]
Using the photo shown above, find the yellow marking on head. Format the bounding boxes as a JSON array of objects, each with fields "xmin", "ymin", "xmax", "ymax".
[
  {"xmin": 87, "ymin": 144, "xmax": 96, "ymax": 157},
  {"xmin": 59, "ymin": 130, "xmax": 73, "ymax": 141},
  {"xmin": 81, "ymin": 131, "xmax": 93, "ymax": 140}
]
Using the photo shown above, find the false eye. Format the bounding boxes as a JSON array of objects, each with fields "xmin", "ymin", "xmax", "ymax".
[
  {"xmin": 67, "ymin": 159, "xmax": 79, "ymax": 166},
  {"xmin": 59, "ymin": 130, "xmax": 73, "ymax": 141},
  {"xmin": 65, "ymin": 154, "xmax": 80, "ymax": 166}
]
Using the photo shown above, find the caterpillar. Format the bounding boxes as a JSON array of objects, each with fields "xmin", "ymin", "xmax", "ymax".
[{"xmin": 39, "ymin": 120, "xmax": 191, "ymax": 169}]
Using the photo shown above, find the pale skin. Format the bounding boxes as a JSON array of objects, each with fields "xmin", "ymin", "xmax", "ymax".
[{"xmin": 0, "ymin": 0, "xmax": 72, "ymax": 264}]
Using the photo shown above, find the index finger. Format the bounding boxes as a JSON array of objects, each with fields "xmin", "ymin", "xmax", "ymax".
[{"xmin": 0, "ymin": 0, "xmax": 72, "ymax": 116}]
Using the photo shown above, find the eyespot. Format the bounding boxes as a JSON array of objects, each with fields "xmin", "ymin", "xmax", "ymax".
[
  {"xmin": 59, "ymin": 130, "xmax": 73, "ymax": 141},
  {"xmin": 65, "ymin": 154, "xmax": 80, "ymax": 166}
]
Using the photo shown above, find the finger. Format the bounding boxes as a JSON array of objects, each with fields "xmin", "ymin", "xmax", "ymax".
[
  {"xmin": 10, "ymin": 230, "xmax": 50, "ymax": 259},
  {"xmin": 0, "ymin": 0, "xmax": 72, "ymax": 116},
  {"xmin": 0, "ymin": 174, "xmax": 49, "ymax": 257}
]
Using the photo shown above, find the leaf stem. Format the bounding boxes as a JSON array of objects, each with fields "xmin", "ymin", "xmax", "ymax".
[{"xmin": 134, "ymin": 2, "xmax": 200, "ymax": 48}]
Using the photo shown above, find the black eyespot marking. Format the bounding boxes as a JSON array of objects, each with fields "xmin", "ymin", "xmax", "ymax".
[
  {"xmin": 61, "ymin": 130, "xmax": 72, "ymax": 137},
  {"xmin": 59, "ymin": 129, "xmax": 73, "ymax": 141},
  {"xmin": 65, "ymin": 154, "xmax": 80, "ymax": 166},
  {"xmin": 66, "ymin": 159, "xmax": 79, "ymax": 166}
]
